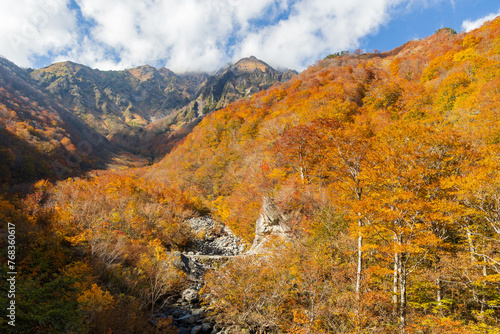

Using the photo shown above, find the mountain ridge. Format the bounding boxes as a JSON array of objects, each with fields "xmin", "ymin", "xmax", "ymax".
[
  {"xmin": 27, "ymin": 56, "xmax": 296, "ymax": 159},
  {"xmin": 0, "ymin": 57, "xmax": 138, "ymax": 188}
]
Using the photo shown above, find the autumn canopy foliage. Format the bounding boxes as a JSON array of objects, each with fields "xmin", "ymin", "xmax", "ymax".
[{"xmin": 152, "ymin": 17, "xmax": 500, "ymax": 333}]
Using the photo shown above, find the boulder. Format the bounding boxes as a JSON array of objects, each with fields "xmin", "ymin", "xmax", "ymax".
[
  {"xmin": 172, "ymin": 252, "xmax": 206, "ymax": 279},
  {"xmin": 191, "ymin": 308, "xmax": 205, "ymax": 317},
  {"xmin": 201, "ymin": 322, "xmax": 212, "ymax": 333},
  {"xmin": 177, "ymin": 314, "xmax": 198, "ymax": 325},
  {"xmin": 181, "ymin": 288, "xmax": 199, "ymax": 303},
  {"xmin": 191, "ymin": 325, "xmax": 203, "ymax": 334}
]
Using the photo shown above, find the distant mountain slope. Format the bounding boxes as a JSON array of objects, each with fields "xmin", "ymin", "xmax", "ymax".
[
  {"xmin": 29, "ymin": 57, "xmax": 296, "ymax": 159},
  {"xmin": 172, "ymin": 56, "xmax": 297, "ymax": 122},
  {"xmin": 30, "ymin": 62, "xmax": 207, "ymax": 136},
  {"xmin": 0, "ymin": 58, "xmax": 126, "ymax": 188}
]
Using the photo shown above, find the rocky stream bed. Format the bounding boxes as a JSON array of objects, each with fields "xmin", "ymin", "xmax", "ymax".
[
  {"xmin": 157, "ymin": 217, "xmax": 247, "ymax": 334},
  {"xmin": 156, "ymin": 198, "xmax": 291, "ymax": 334}
]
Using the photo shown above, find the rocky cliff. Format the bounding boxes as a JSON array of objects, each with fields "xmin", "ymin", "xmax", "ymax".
[
  {"xmin": 167, "ymin": 56, "xmax": 296, "ymax": 123},
  {"xmin": 27, "ymin": 57, "xmax": 296, "ymax": 159},
  {"xmin": 168, "ymin": 200, "xmax": 300, "ymax": 333},
  {"xmin": 30, "ymin": 62, "xmax": 207, "ymax": 136},
  {"xmin": 249, "ymin": 197, "xmax": 298, "ymax": 254}
]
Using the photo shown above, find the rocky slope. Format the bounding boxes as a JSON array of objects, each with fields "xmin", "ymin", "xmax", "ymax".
[
  {"xmin": 166, "ymin": 204, "xmax": 294, "ymax": 334},
  {"xmin": 186, "ymin": 216, "xmax": 246, "ymax": 256},
  {"xmin": 30, "ymin": 62, "xmax": 207, "ymax": 135},
  {"xmin": 173, "ymin": 56, "xmax": 296, "ymax": 122},
  {"xmin": 28, "ymin": 57, "xmax": 296, "ymax": 159}
]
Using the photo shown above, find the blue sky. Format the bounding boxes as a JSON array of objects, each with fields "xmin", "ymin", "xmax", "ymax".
[
  {"xmin": 0, "ymin": 0, "xmax": 499, "ymax": 73},
  {"xmin": 363, "ymin": 0, "xmax": 500, "ymax": 53}
]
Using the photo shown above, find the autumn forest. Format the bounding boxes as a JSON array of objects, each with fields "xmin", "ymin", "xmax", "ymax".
[{"xmin": 2, "ymin": 16, "xmax": 500, "ymax": 334}]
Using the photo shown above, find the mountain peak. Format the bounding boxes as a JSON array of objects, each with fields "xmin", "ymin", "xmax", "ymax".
[
  {"xmin": 126, "ymin": 64, "xmax": 159, "ymax": 81},
  {"xmin": 232, "ymin": 56, "xmax": 271, "ymax": 73},
  {"xmin": 47, "ymin": 61, "xmax": 90, "ymax": 70}
]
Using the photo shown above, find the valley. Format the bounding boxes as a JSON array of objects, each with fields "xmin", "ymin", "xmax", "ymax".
[{"xmin": 2, "ymin": 17, "xmax": 500, "ymax": 334}]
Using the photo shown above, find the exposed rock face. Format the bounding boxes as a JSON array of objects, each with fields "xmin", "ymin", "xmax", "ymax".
[
  {"xmin": 233, "ymin": 56, "xmax": 269, "ymax": 73},
  {"xmin": 167, "ymin": 211, "xmax": 298, "ymax": 333},
  {"xmin": 30, "ymin": 62, "xmax": 206, "ymax": 133},
  {"xmin": 172, "ymin": 57, "xmax": 297, "ymax": 123},
  {"xmin": 28, "ymin": 57, "xmax": 296, "ymax": 159},
  {"xmin": 172, "ymin": 252, "xmax": 206, "ymax": 280},
  {"xmin": 249, "ymin": 197, "xmax": 295, "ymax": 254}
]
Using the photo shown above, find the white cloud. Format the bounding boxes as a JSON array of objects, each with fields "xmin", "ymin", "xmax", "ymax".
[
  {"xmin": 0, "ymin": 0, "xmax": 459, "ymax": 73},
  {"xmin": 462, "ymin": 11, "xmax": 500, "ymax": 32},
  {"xmin": 67, "ymin": 0, "xmax": 257, "ymax": 72},
  {"xmin": 0, "ymin": 0, "xmax": 77, "ymax": 67},
  {"xmin": 235, "ymin": 0, "xmax": 403, "ymax": 70},
  {"xmin": 67, "ymin": 0, "xmax": 406, "ymax": 72}
]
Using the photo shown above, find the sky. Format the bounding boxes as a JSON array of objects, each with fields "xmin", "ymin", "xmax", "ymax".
[{"xmin": 0, "ymin": 0, "xmax": 499, "ymax": 73}]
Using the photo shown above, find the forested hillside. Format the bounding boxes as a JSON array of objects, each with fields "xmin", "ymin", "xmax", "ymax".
[
  {"xmin": 2, "ymin": 15, "xmax": 500, "ymax": 334},
  {"xmin": 149, "ymin": 19, "xmax": 500, "ymax": 332},
  {"xmin": 0, "ymin": 57, "xmax": 122, "ymax": 189}
]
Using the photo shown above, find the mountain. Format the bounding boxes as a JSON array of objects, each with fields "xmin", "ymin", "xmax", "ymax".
[
  {"xmin": 0, "ymin": 57, "xmax": 132, "ymax": 188},
  {"xmin": 29, "ymin": 57, "xmax": 296, "ymax": 159},
  {"xmin": 30, "ymin": 62, "xmax": 207, "ymax": 134},
  {"xmin": 171, "ymin": 56, "xmax": 296, "ymax": 122},
  {"xmin": 4, "ymin": 16, "xmax": 500, "ymax": 334}
]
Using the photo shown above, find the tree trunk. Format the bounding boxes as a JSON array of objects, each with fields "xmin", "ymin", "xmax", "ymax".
[
  {"xmin": 481, "ymin": 263, "xmax": 487, "ymax": 312},
  {"xmin": 399, "ymin": 253, "xmax": 407, "ymax": 334},
  {"xmin": 393, "ymin": 251, "xmax": 399, "ymax": 315},
  {"xmin": 355, "ymin": 219, "xmax": 363, "ymax": 324},
  {"xmin": 465, "ymin": 227, "xmax": 476, "ymax": 262},
  {"xmin": 436, "ymin": 277, "xmax": 442, "ymax": 306},
  {"xmin": 356, "ymin": 222, "xmax": 363, "ymax": 297}
]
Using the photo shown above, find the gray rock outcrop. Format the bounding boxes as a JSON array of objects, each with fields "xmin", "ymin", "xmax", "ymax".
[
  {"xmin": 186, "ymin": 216, "xmax": 246, "ymax": 256},
  {"xmin": 172, "ymin": 251, "xmax": 206, "ymax": 280},
  {"xmin": 248, "ymin": 197, "xmax": 296, "ymax": 254}
]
